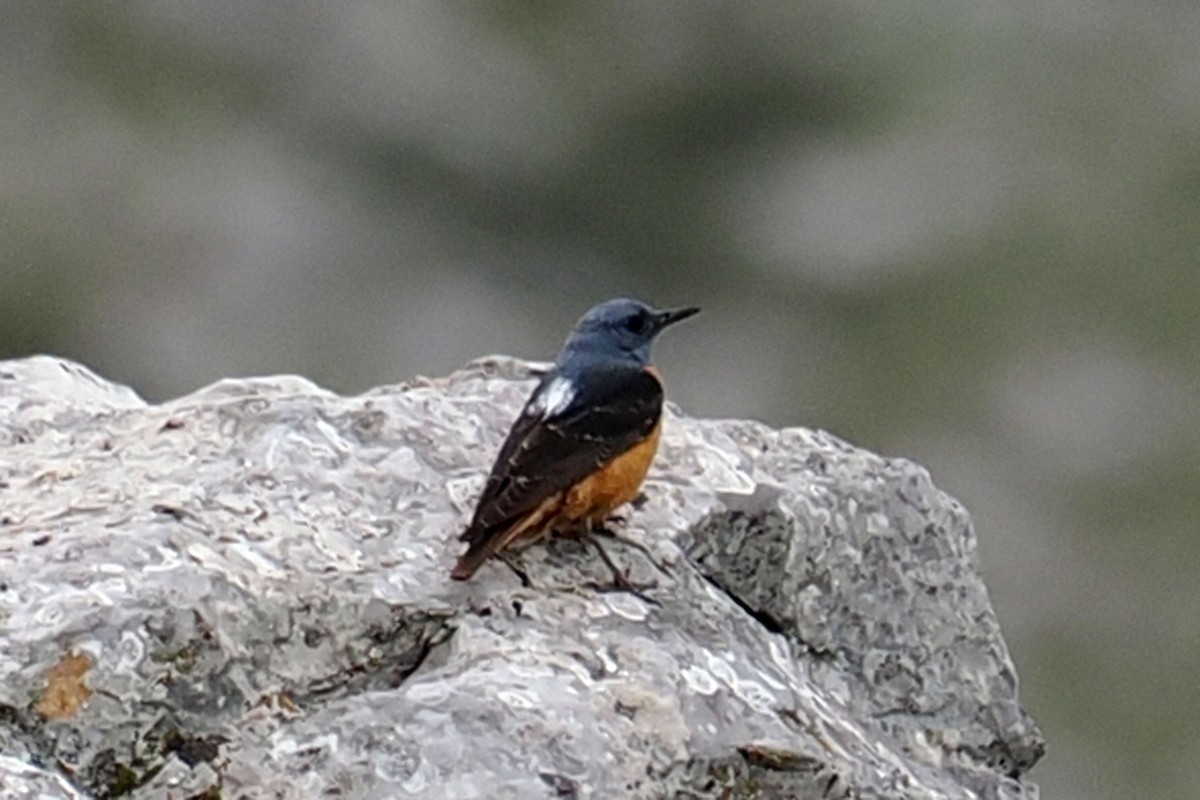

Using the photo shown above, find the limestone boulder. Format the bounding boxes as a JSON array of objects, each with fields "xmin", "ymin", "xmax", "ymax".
[{"xmin": 0, "ymin": 356, "xmax": 1043, "ymax": 799}]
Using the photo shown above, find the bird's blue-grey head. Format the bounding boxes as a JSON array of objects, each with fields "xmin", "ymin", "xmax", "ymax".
[{"xmin": 558, "ymin": 297, "xmax": 700, "ymax": 367}]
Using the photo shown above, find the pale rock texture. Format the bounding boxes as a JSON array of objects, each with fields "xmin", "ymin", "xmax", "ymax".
[{"xmin": 0, "ymin": 355, "xmax": 1043, "ymax": 799}]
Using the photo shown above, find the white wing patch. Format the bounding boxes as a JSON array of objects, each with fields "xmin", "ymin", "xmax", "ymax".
[{"xmin": 529, "ymin": 376, "xmax": 576, "ymax": 418}]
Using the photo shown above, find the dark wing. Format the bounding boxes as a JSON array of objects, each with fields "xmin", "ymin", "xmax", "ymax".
[{"xmin": 460, "ymin": 365, "xmax": 663, "ymax": 544}]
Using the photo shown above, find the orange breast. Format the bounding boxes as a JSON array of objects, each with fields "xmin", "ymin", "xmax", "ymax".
[{"xmin": 561, "ymin": 417, "xmax": 663, "ymax": 523}]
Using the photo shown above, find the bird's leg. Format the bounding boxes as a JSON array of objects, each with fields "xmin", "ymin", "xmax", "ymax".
[
  {"xmin": 570, "ymin": 517, "xmax": 660, "ymax": 603},
  {"xmin": 602, "ymin": 510, "xmax": 629, "ymax": 527},
  {"xmin": 497, "ymin": 552, "xmax": 533, "ymax": 588},
  {"xmin": 553, "ymin": 519, "xmax": 659, "ymax": 602},
  {"xmin": 582, "ymin": 534, "xmax": 660, "ymax": 606},
  {"xmin": 598, "ymin": 491, "xmax": 649, "ymax": 528},
  {"xmin": 591, "ymin": 514, "xmax": 672, "ymax": 577}
]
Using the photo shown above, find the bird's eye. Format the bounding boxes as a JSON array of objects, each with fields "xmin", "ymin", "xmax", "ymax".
[{"xmin": 625, "ymin": 313, "xmax": 649, "ymax": 334}]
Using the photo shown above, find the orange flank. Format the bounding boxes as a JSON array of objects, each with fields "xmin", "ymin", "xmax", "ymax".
[
  {"xmin": 562, "ymin": 417, "xmax": 661, "ymax": 521},
  {"xmin": 449, "ymin": 417, "xmax": 663, "ymax": 580}
]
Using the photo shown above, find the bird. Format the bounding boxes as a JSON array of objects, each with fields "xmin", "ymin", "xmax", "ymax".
[{"xmin": 450, "ymin": 297, "xmax": 699, "ymax": 582}]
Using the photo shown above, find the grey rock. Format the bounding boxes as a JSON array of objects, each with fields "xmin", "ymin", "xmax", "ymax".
[
  {"xmin": 0, "ymin": 755, "xmax": 91, "ymax": 800},
  {"xmin": 0, "ymin": 355, "xmax": 1043, "ymax": 799}
]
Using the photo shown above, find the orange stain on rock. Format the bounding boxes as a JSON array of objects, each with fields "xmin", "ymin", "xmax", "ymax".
[{"xmin": 36, "ymin": 651, "xmax": 93, "ymax": 720}]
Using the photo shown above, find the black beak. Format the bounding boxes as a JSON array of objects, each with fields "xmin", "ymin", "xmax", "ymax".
[{"xmin": 654, "ymin": 305, "xmax": 700, "ymax": 329}]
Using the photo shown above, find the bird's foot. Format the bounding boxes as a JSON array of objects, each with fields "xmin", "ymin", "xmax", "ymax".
[
  {"xmin": 583, "ymin": 534, "xmax": 660, "ymax": 606},
  {"xmin": 497, "ymin": 552, "xmax": 533, "ymax": 588},
  {"xmin": 583, "ymin": 575, "xmax": 660, "ymax": 606},
  {"xmin": 587, "ymin": 520, "xmax": 672, "ymax": 577}
]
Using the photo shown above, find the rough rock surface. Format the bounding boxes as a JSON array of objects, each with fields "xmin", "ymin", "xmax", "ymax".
[{"xmin": 0, "ymin": 355, "xmax": 1044, "ymax": 799}]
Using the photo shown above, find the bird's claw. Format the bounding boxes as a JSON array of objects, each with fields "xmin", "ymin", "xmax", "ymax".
[
  {"xmin": 582, "ymin": 533, "xmax": 661, "ymax": 605},
  {"xmin": 587, "ymin": 524, "xmax": 672, "ymax": 577},
  {"xmin": 497, "ymin": 552, "xmax": 533, "ymax": 588},
  {"xmin": 583, "ymin": 575, "xmax": 660, "ymax": 606}
]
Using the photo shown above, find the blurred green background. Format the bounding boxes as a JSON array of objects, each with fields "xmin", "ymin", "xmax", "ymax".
[{"xmin": 3, "ymin": 3, "xmax": 1197, "ymax": 797}]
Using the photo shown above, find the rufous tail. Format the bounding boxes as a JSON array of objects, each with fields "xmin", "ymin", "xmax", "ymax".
[
  {"xmin": 450, "ymin": 499, "xmax": 558, "ymax": 581},
  {"xmin": 450, "ymin": 540, "xmax": 496, "ymax": 581}
]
